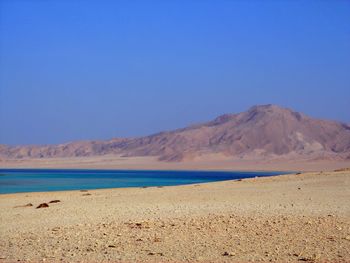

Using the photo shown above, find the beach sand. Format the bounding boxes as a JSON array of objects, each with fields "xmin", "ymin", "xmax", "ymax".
[
  {"xmin": 0, "ymin": 170, "xmax": 349, "ymax": 262},
  {"xmin": 1, "ymin": 155, "xmax": 350, "ymax": 172}
]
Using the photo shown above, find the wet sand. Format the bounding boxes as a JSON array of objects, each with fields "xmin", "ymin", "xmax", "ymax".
[{"xmin": 0, "ymin": 170, "xmax": 349, "ymax": 262}]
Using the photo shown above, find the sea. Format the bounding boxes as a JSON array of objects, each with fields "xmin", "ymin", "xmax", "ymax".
[{"xmin": 0, "ymin": 169, "xmax": 285, "ymax": 194}]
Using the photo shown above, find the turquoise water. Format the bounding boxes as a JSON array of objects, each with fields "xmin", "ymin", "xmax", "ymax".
[{"xmin": 0, "ymin": 169, "xmax": 285, "ymax": 194}]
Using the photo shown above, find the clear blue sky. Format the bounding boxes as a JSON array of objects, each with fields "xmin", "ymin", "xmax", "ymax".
[{"xmin": 0, "ymin": 0, "xmax": 349, "ymax": 145}]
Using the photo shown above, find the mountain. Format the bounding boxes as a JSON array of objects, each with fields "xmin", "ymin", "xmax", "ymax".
[{"xmin": 1, "ymin": 105, "xmax": 350, "ymax": 162}]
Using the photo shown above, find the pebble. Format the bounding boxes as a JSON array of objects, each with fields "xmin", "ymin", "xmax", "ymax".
[
  {"xmin": 49, "ymin": 200, "xmax": 61, "ymax": 203},
  {"xmin": 222, "ymin": 251, "xmax": 235, "ymax": 256},
  {"xmin": 36, "ymin": 203, "xmax": 49, "ymax": 209},
  {"xmin": 14, "ymin": 203, "xmax": 33, "ymax": 208}
]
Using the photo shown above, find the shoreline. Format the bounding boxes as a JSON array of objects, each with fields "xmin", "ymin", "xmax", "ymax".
[
  {"xmin": 0, "ymin": 175, "xmax": 285, "ymax": 197},
  {"xmin": 0, "ymin": 170, "xmax": 288, "ymax": 196},
  {"xmin": 0, "ymin": 167, "xmax": 295, "ymax": 173}
]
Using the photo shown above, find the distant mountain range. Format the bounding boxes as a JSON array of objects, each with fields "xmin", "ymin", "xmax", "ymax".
[{"xmin": 1, "ymin": 105, "xmax": 350, "ymax": 162}]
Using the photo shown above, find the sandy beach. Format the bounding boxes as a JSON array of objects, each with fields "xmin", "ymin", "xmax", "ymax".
[{"xmin": 0, "ymin": 170, "xmax": 349, "ymax": 262}]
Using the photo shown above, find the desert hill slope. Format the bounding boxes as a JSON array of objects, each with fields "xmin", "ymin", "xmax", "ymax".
[{"xmin": 1, "ymin": 105, "xmax": 350, "ymax": 161}]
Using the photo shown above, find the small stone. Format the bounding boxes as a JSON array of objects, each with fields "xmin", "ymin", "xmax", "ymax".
[
  {"xmin": 298, "ymin": 256, "xmax": 314, "ymax": 261},
  {"xmin": 154, "ymin": 237, "xmax": 161, "ymax": 242},
  {"xmin": 14, "ymin": 203, "xmax": 33, "ymax": 208},
  {"xmin": 49, "ymin": 200, "xmax": 61, "ymax": 203},
  {"xmin": 36, "ymin": 203, "xmax": 49, "ymax": 209},
  {"xmin": 222, "ymin": 251, "xmax": 235, "ymax": 257}
]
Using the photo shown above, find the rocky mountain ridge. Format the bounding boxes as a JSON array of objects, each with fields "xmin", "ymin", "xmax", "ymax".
[{"xmin": 1, "ymin": 105, "xmax": 349, "ymax": 162}]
